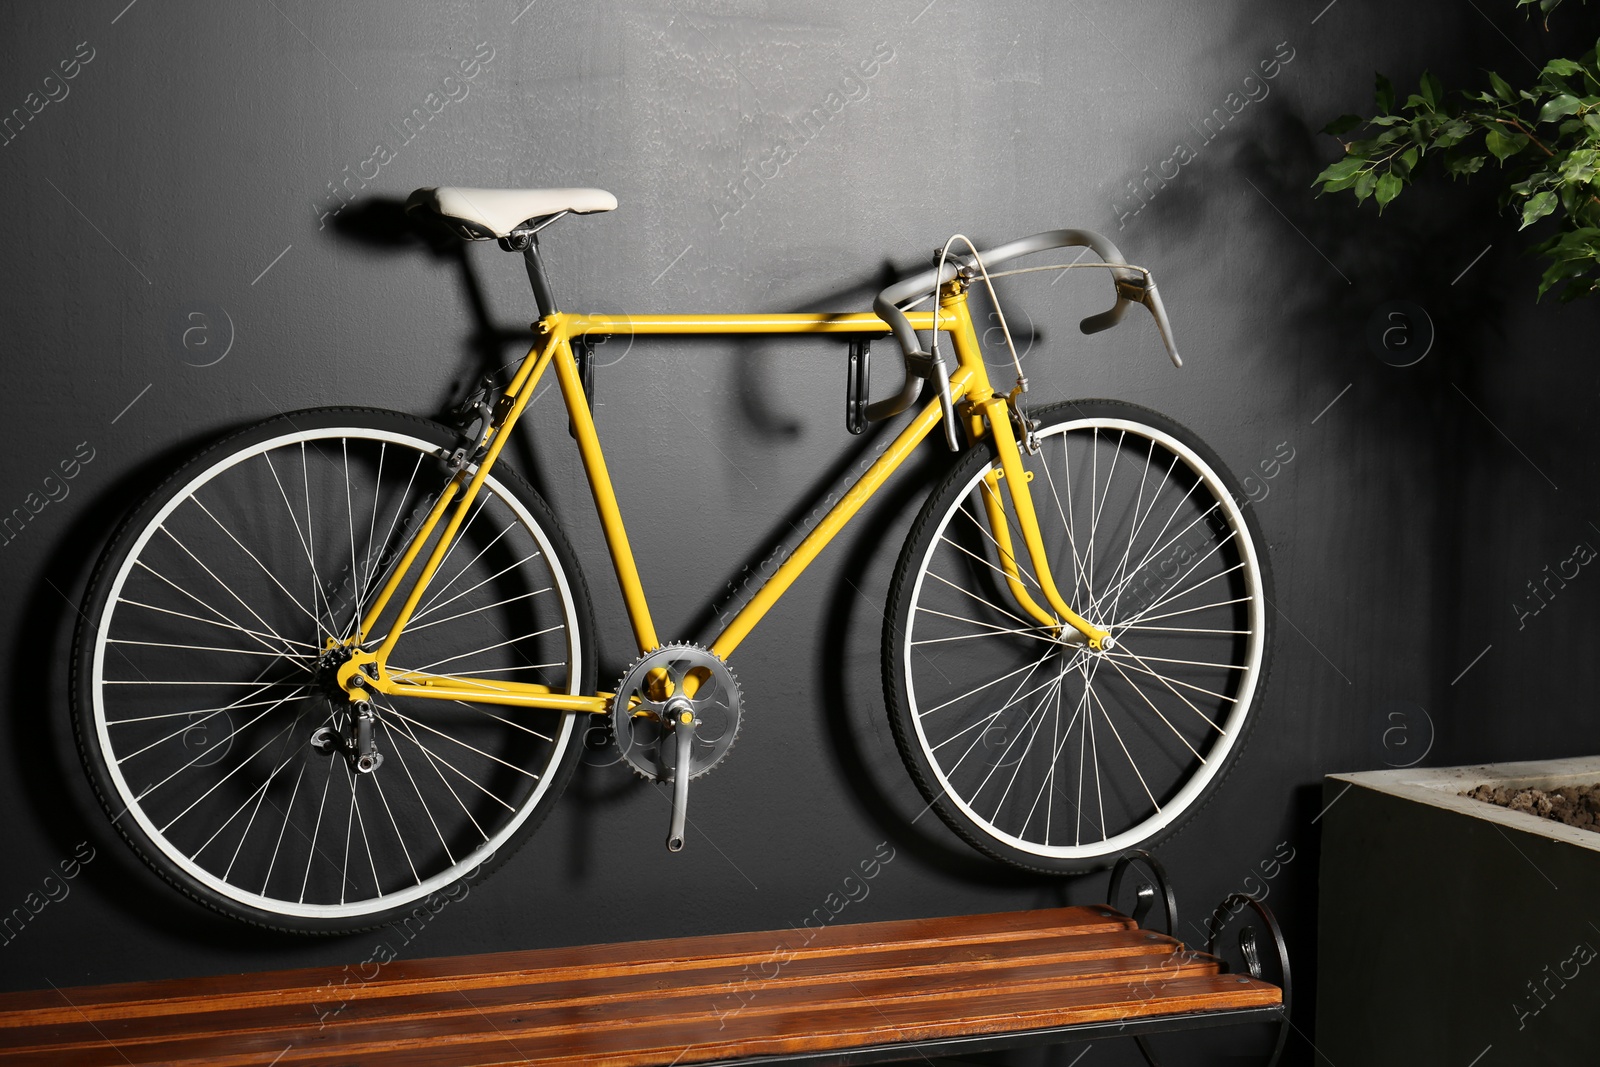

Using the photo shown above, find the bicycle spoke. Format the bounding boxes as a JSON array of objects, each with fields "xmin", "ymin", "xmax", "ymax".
[
  {"xmin": 400, "ymin": 587, "xmax": 551, "ymax": 636},
  {"xmin": 911, "ymin": 614, "xmax": 1058, "ymax": 647},
  {"xmin": 188, "ymin": 495, "xmax": 328, "ymax": 636},
  {"xmin": 107, "ymin": 693, "xmax": 312, "ymax": 726},
  {"xmin": 451, "ymin": 700, "xmax": 554, "ymax": 742},
  {"xmin": 379, "ymin": 713, "xmax": 457, "ymax": 865},
  {"xmin": 117, "ymin": 598, "xmax": 318, "ymax": 651},
  {"xmin": 1093, "ymin": 498, "xmax": 1223, "ymax": 623},
  {"xmin": 383, "ymin": 709, "xmax": 501, "ymax": 831},
  {"xmin": 921, "ymin": 570, "xmax": 1037, "ymax": 631},
  {"xmin": 342, "ymin": 440, "xmax": 365, "ymax": 638},
  {"xmin": 1085, "ymin": 679, "xmax": 1160, "ymax": 815},
  {"xmin": 412, "ymin": 499, "xmax": 504, "ymax": 617},
  {"xmin": 117, "ymin": 681, "xmax": 303, "ymax": 765},
  {"xmin": 403, "ymin": 551, "xmax": 545, "ymax": 630},
  {"xmin": 263, "ymin": 450, "xmax": 336, "ymax": 644},
  {"xmin": 936, "ymin": 658, "xmax": 1073, "ymax": 794},
  {"xmin": 201, "ymin": 746, "xmax": 297, "ymax": 867},
  {"xmin": 977, "ymin": 667, "xmax": 1073, "ymax": 818},
  {"xmin": 1100, "ymin": 656, "xmax": 1205, "ymax": 763},
  {"xmin": 359, "ymin": 451, "xmax": 429, "ymax": 605},
  {"xmin": 108, "ymin": 638, "xmax": 300, "ymax": 658},
  {"xmin": 262, "ymin": 761, "xmax": 307, "ymax": 895},
  {"xmin": 1101, "ymin": 646, "xmax": 1230, "ymax": 734},
  {"xmin": 1119, "ymin": 625, "xmax": 1250, "ymax": 635},
  {"xmin": 390, "ymin": 624, "xmax": 565, "ymax": 676},
  {"xmin": 157, "ymin": 713, "xmax": 303, "ymax": 835},
  {"xmin": 133, "ymin": 560, "xmax": 300, "ymax": 660},
  {"xmin": 1007, "ymin": 669, "xmax": 1082, "ymax": 833},
  {"xmin": 937, "ymin": 529, "xmax": 1044, "ymax": 601},
  {"xmin": 367, "ymin": 764, "xmax": 421, "ymax": 887},
  {"xmin": 1116, "ymin": 536, "xmax": 1245, "ymax": 629},
  {"xmin": 1101, "ymin": 436, "xmax": 1157, "ymax": 623},
  {"xmin": 1121, "ymin": 586, "xmax": 1249, "ymax": 626},
  {"xmin": 919, "ymin": 651, "xmax": 1057, "ymax": 719},
  {"xmin": 383, "ymin": 707, "xmax": 543, "ymax": 781},
  {"xmin": 931, "ymin": 654, "xmax": 1073, "ymax": 760},
  {"xmin": 1094, "ymin": 653, "xmax": 1238, "ymax": 704}
]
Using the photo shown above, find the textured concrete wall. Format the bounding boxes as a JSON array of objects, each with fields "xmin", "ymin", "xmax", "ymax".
[{"xmin": 2, "ymin": 3, "xmax": 1598, "ymax": 1064}]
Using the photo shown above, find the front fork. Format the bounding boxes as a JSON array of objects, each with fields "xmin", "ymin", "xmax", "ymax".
[{"xmin": 971, "ymin": 394, "xmax": 1111, "ymax": 651}]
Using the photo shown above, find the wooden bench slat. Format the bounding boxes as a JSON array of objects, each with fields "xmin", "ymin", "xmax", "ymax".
[
  {"xmin": 0, "ymin": 907, "xmax": 1281, "ymax": 1067},
  {"xmin": 6, "ymin": 973, "xmax": 1279, "ymax": 1067},
  {"xmin": 5, "ymin": 937, "xmax": 1222, "ymax": 1053},
  {"xmin": 0, "ymin": 905, "xmax": 1128, "ymax": 1023}
]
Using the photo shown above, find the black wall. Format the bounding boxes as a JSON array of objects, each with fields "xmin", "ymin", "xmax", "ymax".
[{"xmin": 3, "ymin": 2, "xmax": 1598, "ymax": 1064}]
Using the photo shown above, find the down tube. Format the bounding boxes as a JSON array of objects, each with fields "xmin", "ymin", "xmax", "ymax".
[{"xmin": 709, "ymin": 377, "xmax": 968, "ymax": 661}]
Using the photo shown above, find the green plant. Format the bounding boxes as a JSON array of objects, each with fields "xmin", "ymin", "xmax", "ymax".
[{"xmin": 1313, "ymin": 0, "xmax": 1600, "ymax": 300}]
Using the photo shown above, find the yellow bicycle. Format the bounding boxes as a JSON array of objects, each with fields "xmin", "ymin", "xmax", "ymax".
[{"xmin": 72, "ymin": 186, "xmax": 1271, "ymax": 931}]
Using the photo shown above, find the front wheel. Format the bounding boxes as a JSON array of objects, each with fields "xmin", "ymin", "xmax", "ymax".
[
  {"xmin": 71, "ymin": 408, "xmax": 595, "ymax": 932},
  {"xmin": 884, "ymin": 400, "xmax": 1272, "ymax": 873}
]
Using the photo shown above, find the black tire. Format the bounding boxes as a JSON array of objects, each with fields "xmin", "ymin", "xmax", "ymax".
[
  {"xmin": 71, "ymin": 407, "xmax": 595, "ymax": 932},
  {"xmin": 884, "ymin": 400, "xmax": 1273, "ymax": 873}
]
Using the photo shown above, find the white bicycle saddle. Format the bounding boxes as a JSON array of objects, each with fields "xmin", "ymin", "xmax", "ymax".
[{"xmin": 406, "ymin": 186, "xmax": 617, "ymax": 240}]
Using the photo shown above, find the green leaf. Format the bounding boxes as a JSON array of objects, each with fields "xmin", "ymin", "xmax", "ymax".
[
  {"xmin": 1521, "ymin": 190, "xmax": 1559, "ymax": 229},
  {"xmin": 1433, "ymin": 118, "xmax": 1474, "ymax": 149},
  {"xmin": 1421, "ymin": 71, "xmax": 1444, "ymax": 109},
  {"xmin": 1324, "ymin": 114, "xmax": 1363, "ymax": 135},
  {"xmin": 1349, "ymin": 130, "xmax": 1403, "ymax": 155},
  {"xmin": 1444, "ymin": 154, "xmax": 1487, "ymax": 177},
  {"xmin": 1315, "ymin": 157, "xmax": 1366, "ymax": 185},
  {"xmin": 1545, "ymin": 58, "xmax": 1584, "ymax": 78},
  {"xmin": 1485, "ymin": 126, "xmax": 1529, "ymax": 160},
  {"xmin": 1354, "ymin": 170, "xmax": 1378, "ymax": 203},
  {"xmin": 1397, "ymin": 146, "xmax": 1420, "ymax": 176},
  {"xmin": 1376, "ymin": 73, "xmax": 1395, "ymax": 113},
  {"xmin": 1376, "ymin": 172, "xmax": 1404, "ymax": 207},
  {"xmin": 1560, "ymin": 148, "xmax": 1600, "ymax": 182},
  {"xmin": 1489, "ymin": 71, "xmax": 1517, "ymax": 102},
  {"xmin": 1539, "ymin": 93, "xmax": 1583, "ymax": 122}
]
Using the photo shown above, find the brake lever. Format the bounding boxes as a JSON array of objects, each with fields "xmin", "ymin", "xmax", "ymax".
[
  {"xmin": 1138, "ymin": 279, "xmax": 1183, "ymax": 368},
  {"xmin": 1079, "ymin": 270, "xmax": 1182, "ymax": 368}
]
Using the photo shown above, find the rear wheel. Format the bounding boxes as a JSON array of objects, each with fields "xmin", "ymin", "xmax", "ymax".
[
  {"xmin": 885, "ymin": 400, "xmax": 1271, "ymax": 872},
  {"xmin": 72, "ymin": 408, "xmax": 594, "ymax": 931}
]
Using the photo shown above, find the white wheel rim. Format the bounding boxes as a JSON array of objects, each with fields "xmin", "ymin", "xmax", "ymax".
[
  {"xmin": 89, "ymin": 426, "xmax": 582, "ymax": 919},
  {"xmin": 903, "ymin": 416, "xmax": 1265, "ymax": 860}
]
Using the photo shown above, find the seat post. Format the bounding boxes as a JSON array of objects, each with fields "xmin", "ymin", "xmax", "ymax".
[
  {"xmin": 499, "ymin": 226, "xmax": 559, "ymax": 318},
  {"xmin": 521, "ymin": 234, "xmax": 559, "ymax": 318}
]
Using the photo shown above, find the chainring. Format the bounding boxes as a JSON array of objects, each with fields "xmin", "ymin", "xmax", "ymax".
[{"xmin": 610, "ymin": 643, "xmax": 742, "ymax": 782}]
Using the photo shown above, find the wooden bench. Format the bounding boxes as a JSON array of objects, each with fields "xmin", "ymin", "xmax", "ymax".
[{"xmin": 0, "ymin": 864, "xmax": 1288, "ymax": 1066}]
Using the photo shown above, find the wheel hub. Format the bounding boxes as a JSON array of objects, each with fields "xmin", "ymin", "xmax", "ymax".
[{"xmin": 313, "ymin": 644, "xmax": 358, "ymax": 701}]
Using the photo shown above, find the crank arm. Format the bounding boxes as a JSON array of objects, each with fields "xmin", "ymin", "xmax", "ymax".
[{"xmin": 667, "ymin": 710, "xmax": 694, "ymax": 852}]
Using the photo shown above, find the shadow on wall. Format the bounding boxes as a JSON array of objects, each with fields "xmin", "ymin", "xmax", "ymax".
[
  {"xmin": 1108, "ymin": 4, "xmax": 1600, "ymax": 1062},
  {"xmin": 327, "ymin": 197, "xmax": 539, "ymax": 423}
]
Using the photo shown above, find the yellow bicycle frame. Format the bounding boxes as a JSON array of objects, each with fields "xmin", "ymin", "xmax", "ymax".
[{"xmin": 334, "ymin": 280, "xmax": 1108, "ymax": 713}]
